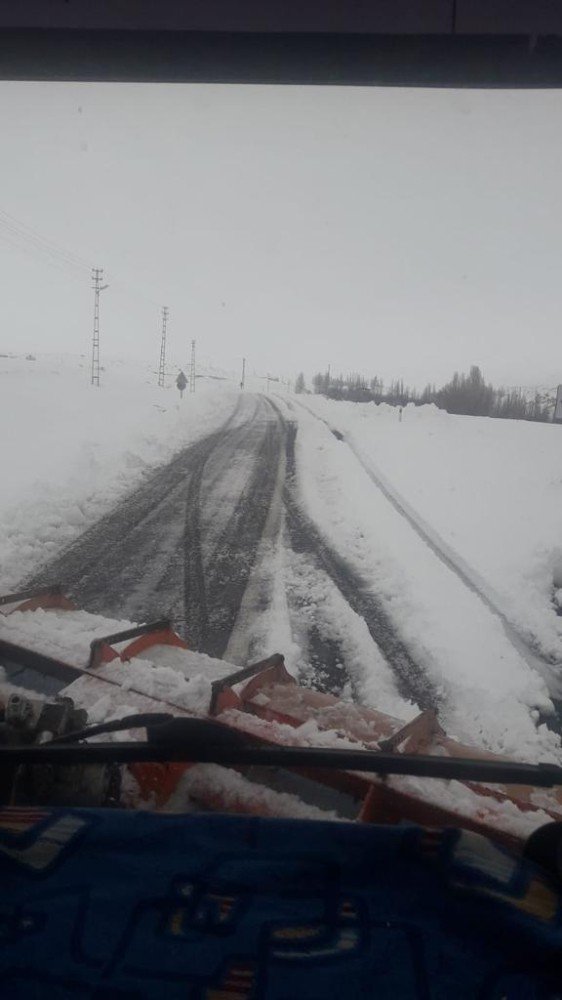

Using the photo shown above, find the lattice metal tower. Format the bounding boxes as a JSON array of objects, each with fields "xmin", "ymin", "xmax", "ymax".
[
  {"xmin": 189, "ymin": 338, "xmax": 196, "ymax": 393},
  {"xmin": 158, "ymin": 306, "xmax": 168, "ymax": 387},
  {"xmin": 91, "ymin": 267, "xmax": 104, "ymax": 386}
]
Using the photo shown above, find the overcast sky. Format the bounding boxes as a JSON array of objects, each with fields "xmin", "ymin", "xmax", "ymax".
[{"xmin": 0, "ymin": 82, "xmax": 561, "ymax": 390}]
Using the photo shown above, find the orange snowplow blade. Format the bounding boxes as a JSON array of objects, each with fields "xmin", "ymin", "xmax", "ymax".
[{"xmin": 1, "ymin": 585, "xmax": 561, "ymax": 849}]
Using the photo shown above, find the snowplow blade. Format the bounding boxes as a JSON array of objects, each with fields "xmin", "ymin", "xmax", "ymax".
[{"xmin": 2, "ymin": 585, "xmax": 562, "ymax": 850}]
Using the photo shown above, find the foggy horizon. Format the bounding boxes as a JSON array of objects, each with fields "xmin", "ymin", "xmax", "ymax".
[{"xmin": 1, "ymin": 81, "xmax": 561, "ymax": 392}]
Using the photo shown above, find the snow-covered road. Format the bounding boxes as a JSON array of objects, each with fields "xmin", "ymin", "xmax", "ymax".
[
  {"xmin": 23, "ymin": 391, "xmax": 417, "ymax": 729},
  {"xmin": 30, "ymin": 394, "xmax": 286, "ymax": 661},
  {"xmin": 2, "ymin": 355, "xmax": 562, "ymax": 766}
]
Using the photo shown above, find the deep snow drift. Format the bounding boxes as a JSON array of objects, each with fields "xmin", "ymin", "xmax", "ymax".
[
  {"xmin": 300, "ymin": 396, "xmax": 562, "ymax": 663},
  {"xmin": 292, "ymin": 395, "xmax": 562, "ymax": 761}
]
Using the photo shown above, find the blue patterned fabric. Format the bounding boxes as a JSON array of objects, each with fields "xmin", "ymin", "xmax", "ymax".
[{"xmin": 0, "ymin": 807, "xmax": 561, "ymax": 997}]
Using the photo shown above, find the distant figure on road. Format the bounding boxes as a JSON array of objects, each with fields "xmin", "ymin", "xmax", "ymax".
[{"xmin": 176, "ymin": 370, "xmax": 187, "ymax": 399}]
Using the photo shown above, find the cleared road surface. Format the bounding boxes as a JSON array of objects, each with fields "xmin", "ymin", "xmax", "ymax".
[{"xmin": 31, "ymin": 393, "xmax": 433, "ymax": 704}]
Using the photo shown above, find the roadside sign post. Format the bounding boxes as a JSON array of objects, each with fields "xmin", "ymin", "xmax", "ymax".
[{"xmin": 176, "ymin": 370, "xmax": 187, "ymax": 399}]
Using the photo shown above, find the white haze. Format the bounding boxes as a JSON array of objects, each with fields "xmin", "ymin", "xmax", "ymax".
[{"xmin": 0, "ymin": 82, "xmax": 561, "ymax": 390}]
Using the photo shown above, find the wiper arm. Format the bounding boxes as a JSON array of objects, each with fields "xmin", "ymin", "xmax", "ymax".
[{"xmin": 1, "ymin": 714, "xmax": 561, "ymax": 789}]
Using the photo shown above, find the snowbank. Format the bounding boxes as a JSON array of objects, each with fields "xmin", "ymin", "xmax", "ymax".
[
  {"xmin": 0, "ymin": 353, "xmax": 237, "ymax": 589},
  {"xmin": 303, "ymin": 396, "xmax": 562, "ymax": 664},
  {"xmin": 292, "ymin": 398, "xmax": 562, "ymax": 762}
]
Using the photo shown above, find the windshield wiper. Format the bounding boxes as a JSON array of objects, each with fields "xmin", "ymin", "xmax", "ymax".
[{"xmin": 1, "ymin": 715, "xmax": 562, "ymax": 788}]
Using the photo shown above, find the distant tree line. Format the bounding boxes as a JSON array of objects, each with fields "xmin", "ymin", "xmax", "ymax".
[{"xmin": 301, "ymin": 366, "xmax": 554, "ymax": 422}]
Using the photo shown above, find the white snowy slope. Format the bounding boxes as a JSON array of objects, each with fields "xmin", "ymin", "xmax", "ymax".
[
  {"xmin": 0, "ymin": 353, "xmax": 237, "ymax": 590},
  {"xmin": 305, "ymin": 398, "xmax": 562, "ymax": 665},
  {"xmin": 292, "ymin": 399, "xmax": 562, "ymax": 763}
]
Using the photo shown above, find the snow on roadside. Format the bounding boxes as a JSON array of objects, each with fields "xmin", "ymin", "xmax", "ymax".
[
  {"xmin": 284, "ymin": 547, "xmax": 418, "ymax": 722},
  {"xmin": 225, "ymin": 509, "xmax": 416, "ymax": 724},
  {"xmin": 292, "ymin": 404, "xmax": 562, "ymax": 764},
  {"xmin": 304, "ymin": 395, "xmax": 562, "ymax": 664},
  {"xmin": 0, "ymin": 353, "xmax": 237, "ymax": 590}
]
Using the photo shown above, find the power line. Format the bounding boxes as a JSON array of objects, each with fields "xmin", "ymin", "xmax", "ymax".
[
  {"xmin": 189, "ymin": 339, "xmax": 196, "ymax": 393},
  {"xmin": 0, "ymin": 230, "xmax": 91, "ymax": 284},
  {"xmin": 0, "ymin": 207, "xmax": 165, "ymax": 314},
  {"xmin": 0, "ymin": 207, "xmax": 211, "ymax": 370},
  {"xmin": 91, "ymin": 268, "xmax": 108, "ymax": 387},
  {"xmin": 105, "ymin": 273, "xmax": 164, "ymax": 312},
  {"xmin": 0, "ymin": 217, "xmax": 91, "ymax": 271},
  {"xmin": 158, "ymin": 307, "xmax": 168, "ymax": 388},
  {"xmin": 0, "ymin": 207, "xmax": 92, "ymax": 268},
  {"xmin": 0, "ymin": 208, "xmax": 92, "ymax": 275}
]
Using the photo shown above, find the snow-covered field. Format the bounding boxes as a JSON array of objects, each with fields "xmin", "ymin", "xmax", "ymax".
[
  {"xmin": 292, "ymin": 396, "xmax": 562, "ymax": 760},
  {"xmin": 0, "ymin": 353, "xmax": 237, "ymax": 589},
  {"xmin": 300, "ymin": 396, "xmax": 562, "ymax": 657}
]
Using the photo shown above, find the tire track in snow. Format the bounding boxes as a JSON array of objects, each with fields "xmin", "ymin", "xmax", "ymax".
[
  {"xmin": 28, "ymin": 390, "xmax": 433, "ymax": 713},
  {"xmin": 220, "ymin": 398, "xmax": 408, "ymax": 709},
  {"xmin": 222, "ymin": 401, "xmax": 287, "ymax": 666},
  {"xmin": 199, "ymin": 400, "xmax": 285, "ymax": 658},
  {"xmin": 182, "ymin": 428, "xmax": 211, "ymax": 650},
  {"xmin": 28, "ymin": 395, "xmax": 284, "ymax": 661},
  {"xmin": 282, "ymin": 548, "xmax": 357, "ymax": 698},
  {"xmin": 267, "ymin": 399, "xmax": 437, "ymax": 710},
  {"xmin": 27, "ymin": 428, "xmax": 228, "ymax": 620}
]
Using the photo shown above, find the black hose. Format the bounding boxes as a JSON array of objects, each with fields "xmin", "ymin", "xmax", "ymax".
[{"xmin": 49, "ymin": 712, "xmax": 174, "ymax": 744}]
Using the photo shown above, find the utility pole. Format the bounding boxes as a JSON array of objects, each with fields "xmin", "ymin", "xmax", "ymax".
[
  {"xmin": 240, "ymin": 356, "xmax": 246, "ymax": 391},
  {"xmin": 158, "ymin": 306, "xmax": 168, "ymax": 387},
  {"xmin": 91, "ymin": 267, "xmax": 108, "ymax": 387},
  {"xmin": 189, "ymin": 339, "xmax": 196, "ymax": 393}
]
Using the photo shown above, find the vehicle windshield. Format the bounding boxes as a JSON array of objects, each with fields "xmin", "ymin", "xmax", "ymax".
[{"xmin": 0, "ymin": 81, "xmax": 561, "ymax": 826}]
